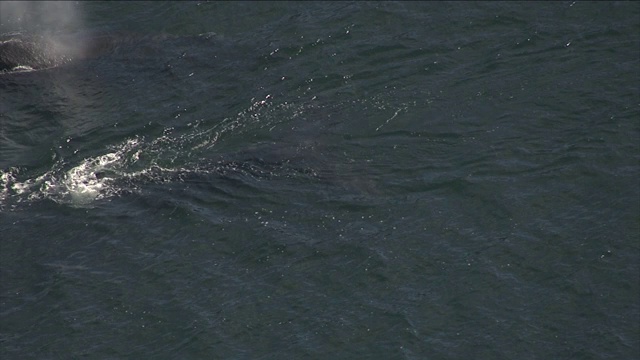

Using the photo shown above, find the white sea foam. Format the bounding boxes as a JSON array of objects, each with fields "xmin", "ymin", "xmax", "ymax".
[
  {"xmin": 0, "ymin": 138, "xmax": 143, "ymax": 208},
  {"xmin": 59, "ymin": 152, "xmax": 121, "ymax": 205}
]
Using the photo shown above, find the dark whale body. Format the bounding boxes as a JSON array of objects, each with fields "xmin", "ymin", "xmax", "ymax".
[
  {"xmin": 0, "ymin": 33, "xmax": 150, "ymax": 73},
  {"xmin": 0, "ymin": 32, "xmax": 218, "ymax": 74},
  {"xmin": 0, "ymin": 35, "xmax": 85, "ymax": 73},
  {"xmin": 0, "ymin": 38, "xmax": 52, "ymax": 72}
]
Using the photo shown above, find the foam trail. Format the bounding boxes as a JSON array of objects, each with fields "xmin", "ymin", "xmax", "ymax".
[{"xmin": 0, "ymin": 138, "xmax": 144, "ymax": 208}]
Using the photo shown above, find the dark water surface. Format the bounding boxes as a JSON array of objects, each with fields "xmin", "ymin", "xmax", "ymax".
[{"xmin": 1, "ymin": 2, "xmax": 638, "ymax": 359}]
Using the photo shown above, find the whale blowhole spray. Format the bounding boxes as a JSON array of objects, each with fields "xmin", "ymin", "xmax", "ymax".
[{"xmin": 0, "ymin": 1, "xmax": 87, "ymax": 72}]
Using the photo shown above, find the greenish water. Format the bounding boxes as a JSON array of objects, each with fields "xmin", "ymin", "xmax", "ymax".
[{"xmin": 1, "ymin": 2, "xmax": 638, "ymax": 359}]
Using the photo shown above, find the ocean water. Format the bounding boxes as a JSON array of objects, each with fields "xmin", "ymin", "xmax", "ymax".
[{"xmin": 1, "ymin": 1, "xmax": 638, "ymax": 359}]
